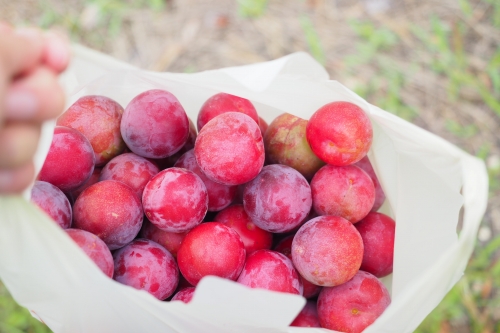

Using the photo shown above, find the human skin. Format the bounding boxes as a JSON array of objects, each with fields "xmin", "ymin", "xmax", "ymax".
[{"xmin": 0, "ymin": 22, "xmax": 70, "ymax": 194}]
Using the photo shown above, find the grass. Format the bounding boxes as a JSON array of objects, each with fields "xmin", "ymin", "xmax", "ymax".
[{"xmin": 0, "ymin": 282, "xmax": 51, "ymax": 333}]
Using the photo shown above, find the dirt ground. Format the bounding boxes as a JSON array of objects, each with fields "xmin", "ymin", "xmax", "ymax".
[{"xmin": 1, "ymin": 0, "xmax": 500, "ymax": 331}]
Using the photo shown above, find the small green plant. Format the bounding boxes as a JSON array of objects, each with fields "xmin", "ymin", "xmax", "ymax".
[
  {"xmin": 0, "ymin": 281, "xmax": 52, "ymax": 333},
  {"xmin": 300, "ymin": 16, "xmax": 326, "ymax": 66},
  {"xmin": 237, "ymin": 0, "xmax": 268, "ymax": 18}
]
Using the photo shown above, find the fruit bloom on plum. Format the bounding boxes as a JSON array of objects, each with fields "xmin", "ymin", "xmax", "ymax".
[
  {"xmin": 113, "ymin": 239, "xmax": 179, "ymax": 300},
  {"xmin": 121, "ymin": 89, "xmax": 190, "ymax": 159},
  {"xmin": 292, "ymin": 216, "xmax": 363, "ymax": 287},
  {"xmin": 197, "ymin": 92, "xmax": 259, "ymax": 131},
  {"xmin": 243, "ymin": 164, "xmax": 312, "ymax": 233},
  {"xmin": 38, "ymin": 126, "xmax": 95, "ymax": 192},
  {"xmin": 31, "ymin": 181, "xmax": 72, "ymax": 229},
  {"xmin": 66, "ymin": 228, "xmax": 114, "ymax": 278},
  {"xmin": 100, "ymin": 152, "xmax": 159, "ymax": 199},
  {"xmin": 306, "ymin": 101, "xmax": 372, "ymax": 166},
  {"xmin": 57, "ymin": 95, "xmax": 125, "ymax": 166},
  {"xmin": 317, "ymin": 271, "xmax": 391, "ymax": 333},
  {"xmin": 237, "ymin": 249, "xmax": 303, "ymax": 295},
  {"xmin": 142, "ymin": 168, "xmax": 208, "ymax": 233},
  {"xmin": 311, "ymin": 164, "xmax": 375, "ymax": 223},
  {"xmin": 177, "ymin": 222, "xmax": 246, "ymax": 286},
  {"xmin": 194, "ymin": 112, "xmax": 265, "ymax": 185},
  {"xmin": 73, "ymin": 180, "xmax": 143, "ymax": 250}
]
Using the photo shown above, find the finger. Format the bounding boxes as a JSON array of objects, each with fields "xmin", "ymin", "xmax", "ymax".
[
  {"xmin": 0, "ymin": 22, "xmax": 13, "ymax": 33},
  {"xmin": 42, "ymin": 31, "xmax": 70, "ymax": 73},
  {"xmin": 0, "ymin": 28, "xmax": 44, "ymax": 76},
  {"xmin": 0, "ymin": 122, "xmax": 41, "ymax": 168},
  {"xmin": 0, "ymin": 162, "xmax": 35, "ymax": 194},
  {"xmin": 4, "ymin": 66, "xmax": 65, "ymax": 122}
]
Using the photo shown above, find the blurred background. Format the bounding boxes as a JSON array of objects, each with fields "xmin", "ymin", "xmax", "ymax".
[{"xmin": 0, "ymin": 0, "xmax": 499, "ymax": 332}]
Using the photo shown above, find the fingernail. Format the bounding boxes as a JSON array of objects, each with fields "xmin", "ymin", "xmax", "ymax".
[
  {"xmin": 0, "ymin": 169, "xmax": 13, "ymax": 191},
  {"xmin": 44, "ymin": 32, "xmax": 70, "ymax": 72},
  {"xmin": 5, "ymin": 89, "xmax": 39, "ymax": 120}
]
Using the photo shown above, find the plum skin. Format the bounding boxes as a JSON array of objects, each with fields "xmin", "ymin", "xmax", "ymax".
[
  {"xmin": 355, "ymin": 212, "xmax": 395, "ymax": 278},
  {"xmin": 142, "ymin": 168, "xmax": 208, "ymax": 233},
  {"xmin": 194, "ymin": 112, "xmax": 265, "ymax": 186},
  {"xmin": 317, "ymin": 270, "xmax": 391, "ymax": 333},
  {"xmin": 197, "ymin": 92, "xmax": 259, "ymax": 131},
  {"xmin": 31, "ymin": 180, "xmax": 72, "ymax": 229},
  {"xmin": 237, "ymin": 249, "xmax": 303, "ymax": 295},
  {"xmin": 311, "ymin": 164, "xmax": 375, "ymax": 224},
  {"xmin": 306, "ymin": 101, "xmax": 372, "ymax": 166},
  {"xmin": 38, "ymin": 126, "xmax": 95, "ymax": 192},
  {"xmin": 120, "ymin": 89, "xmax": 190, "ymax": 159},
  {"xmin": 113, "ymin": 239, "xmax": 179, "ymax": 300},
  {"xmin": 57, "ymin": 95, "xmax": 125, "ymax": 166},
  {"xmin": 177, "ymin": 222, "xmax": 246, "ymax": 286},
  {"xmin": 292, "ymin": 215, "xmax": 364, "ymax": 287},
  {"xmin": 243, "ymin": 164, "xmax": 312, "ymax": 233},
  {"xmin": 264, "ymin": 113, "xmax": 325, "ymax": 180},
  {"xmin": 72, "ymin": 180, "xmax": 143, "ymax": 250}
]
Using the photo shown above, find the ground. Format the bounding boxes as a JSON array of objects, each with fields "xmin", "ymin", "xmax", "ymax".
[{"xmin": 0, "ymin": 0, "xmax": 499, "ymax": 332}]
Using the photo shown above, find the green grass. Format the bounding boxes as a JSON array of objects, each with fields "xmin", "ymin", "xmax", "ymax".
[{"xmin": 0, "ymin": 282, "xmax": 52, "ymax": 333}]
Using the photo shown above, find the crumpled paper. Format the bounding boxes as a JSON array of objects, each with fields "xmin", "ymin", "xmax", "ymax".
[{"xmin": 0, "ymin": 45, "xmax": 489, "ymax": 333}]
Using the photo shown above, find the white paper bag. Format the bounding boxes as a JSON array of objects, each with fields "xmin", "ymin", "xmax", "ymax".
[{"xmin": 0, "ymin": 45, "xmax": 489, "ymax": 333}]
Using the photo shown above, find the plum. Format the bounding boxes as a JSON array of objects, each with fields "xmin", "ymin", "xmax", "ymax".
[
  {"xmin": 70, "ymin": 167, "xmax": 101, "ymax": 202},
  {"xmin": 174, "ymin": 149, "xmax": 236, "ymax": 212},
  {"xmin": 121, "ymin": 89, "xmax": 189, "ymax": 159},
  {"xmin": 243, "ymin": 164, "xmax": 312, "ymax": 233},
  {"xmin": 142, "ymin": 168, "xmax": 208, "ymax": 233},
  {"xmin": 311, "ymin": 164, "xmax": 375, "ymax": 223},
  {"xmin": 177, "ymin": 222, "xmax": 246, "ymax": 286},
  {"xmin": 264, "ymin": 113, "xmax": 325, "ymax": 180},
  {"xmin": 66, "ymin": 228, "xmax": 114, "ymax": 278},
  {"xmin": 100, "ymin": 152, "xmax": 159, "ymax": 199},
  {"xmin": 194, "ymin": 112, "xmax": 265, "ymax": 186},
  {"xmin": 31, "ymin": 180, "xmax": 72, "ymax": 229},
  {"xmin": 354, "ymin": 156, "xmax": 386, "ymax": 211},
  {"xmin": 140, "ymin": 219, "xmax": 188, "ymax": 259},
  {"xmin": 214, "ymin": 204, "xmax": 273, "ymax": 255},
  {"xmin": 197, "ymin": 92, "xmax": 259, "ymax": 131},
  {"xmin": 113, "ymin": 239, "xmax": 179, "ymax": 300},
  {"xmin": 274, "ymin": 235, "xmax": 322, "ymax": 299},
  {"xmin": 73, "ymin": 180, "xmax": 143, "ymax": 250},
  {"xmin": 38, "ymin": 126, "xmax": 95, "ymax": 192},
  {"xmin": 317, "ymin": 270, "xmax": 391, "ymax": 333},
  {"xmin": 292, "ymin": 215, "xmax": 364, "ymax": 287},
  {"xmin": 355, "ymin": 212, "xmax": 395, "ymax": 278},
  {"xmin": 306, "ymin": 101, "xmax": 372, "ymax": 166},
  {"xmin": 57, "ymin": 95, "xmax": 125, "ymax": 166},
  {"xmin": 237, "ymin": 249, "xmax": 302, "ymax": 295},
  {"xmin": 290, "ymin": 300, "xmax": 321, "ymax": 327},
  {"xmin": 171, "ymin": 287, "xmax": 195, "ymax": 303}
]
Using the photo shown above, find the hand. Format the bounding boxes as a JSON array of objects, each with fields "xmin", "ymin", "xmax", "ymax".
[{"xmin": 0, "ymin": 22, "xmax": 70, "ymax": 194}]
